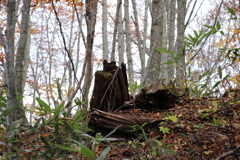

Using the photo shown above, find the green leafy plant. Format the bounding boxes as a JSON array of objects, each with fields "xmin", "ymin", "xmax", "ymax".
[
  {"xmin": 159, "ymin": 126, "xmax": 170, "ymax": 134},
  {"xmin": 212, "ymin": 117, "xmax": 228, "ymax": 127},
  {"xmin": 0, "ymin": 93, "xmax": 29, "ymax": 159},
  {"xmin": 163, "ymin": 115, "xmax": 178, "ymax": 122},
  {"xmin": 196, "ymin": 108, "xmax": 218, "ymax": 119},
  {"xmin": 128, "ymin": 81, "xmax": 143, "ymax": 98},
  {"xmin": 27, "ymin": 97, "xmax": 119, "ymax": 159},
  {"xmin": 129, "ymin": 81, "xmax": 142, "ymax": 93},
  {"xmin": 0, "ymin": 94, "xmax": 8, "ymax": 129},
  {"xmin": 128, "ymin": 122, "xmax": 176, "ymax": 158}
]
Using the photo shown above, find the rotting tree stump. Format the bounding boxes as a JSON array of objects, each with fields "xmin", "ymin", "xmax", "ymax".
[
  {"xmin": 90, "ymin": 60, "xmax": 130, "ymax": 112},
  {"xmin": 89, "ymin": 69, "xmax": 179, "ymax": 139}
]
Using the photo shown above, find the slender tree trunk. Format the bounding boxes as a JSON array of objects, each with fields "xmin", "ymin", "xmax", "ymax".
[
  {"xmin": 118, "ymin": 0, "xmax": 124, "ymax": 64},
  {"xmin": 175, "ymin": 0, "xmax": 187, "ymax": 85},
  {"xmin": 124, "ymin": 0, "xmax": 134, "ymax": 85},
  {"xmin": 160, "ymin": 0, "xmax": 169, "ymax": 85},
  {"xmin": 14, "ymin": 0, "xmax": 31, "ymax": 125},
  {"xmin": 110, "ymin": 0, "xmax": 121, "ymax": 61},
  {"xmin": 6, "ymin": 0, "xmax": 17, "ymax": 126},
  {"xmin": 22, "ymin": 16, "xmax": 31, "ymax": 93},
  {"xmin": 5, "ymin": 1, "xmax": 19, "ymax": 158},
  {"xmin": 131, "ymin": 0, "xmax": 145, "ymax": 77},
  {"xmin": 67, "ymin": 9, "xmax": 75, "ymax": 95},
  {"xmin": 141, "ymin": 0, "xmax": 163, "ymax": 86},
  {"xmin": 74, "ymin": 3, "xmax": 84, "ymax": 90},
  {"xmin": 167, "ymin": 0, "xmax": 176, "ymax": 80},
  {"xmin": 83, "ymin": 0, "xmax": 98, "ymax": 104},
  {"xmin": 141, "ymin": 0, "xmax": 150, "ymax": 81},
  {"xmin": 102, "ymin": 0, "xmax": 109, "ymax": 60}
]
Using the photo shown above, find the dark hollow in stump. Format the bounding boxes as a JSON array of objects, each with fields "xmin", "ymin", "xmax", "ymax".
[
  {"xmin": 134, "ymin": 88, "xmax": 178, "ymax": 110},
  {"xmin": 90, "ymin": 60, "xmax": 130, "ymax": 112}
]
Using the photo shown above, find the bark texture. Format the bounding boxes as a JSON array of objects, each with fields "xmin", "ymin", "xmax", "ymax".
[
  {"xmin": 110, "ymin": 0, "xmax": 121, "ymax": 61},
  {"xmin": 6, "ymin": 0, "xmax": 17, "ymax": 126},
  {"xmin": 167, "ymin": 0, "xmax": 176, "ymax": 80},
  {"xmin": 89, "ymin": 108, "xmax": 164, "ymax": 139},
  {"xmin": 102, "ymin": 0, "xmax": 109, "ymax": 60},
  {"xmin": 132, "ymin": 0, "xmax": 145, "ymax": 76},
  {"xmin": 83, "ymin": 0, "xmax": 99, "ymax": 103},
  {"xmin": 118, "ymin": 0, "xmax": 124, "ymax": 64},
  {"xmin": 5, "ymin": 0, "xmax": 21, "ymax": 158},
  {"xmin": 15, "ymin": 0, "xmax": 31, "ymax": 125},
  {"xmin": 175, "ymin": 0, "xmax": 187, "ymax": 85},
  {"xmin": 90, "ymin": 60, "xmax": 129, "ymax": 112},
  {"xmin": 160, "ymin": 0, "xmax": 168, "ymax": 84},
  {"xmin": 124, "ymin": 0, "xmax": 134, "ymax": 85},
  {"xmin": 141, "ymin": 0, "xmax": 163, "ymax": 86}
]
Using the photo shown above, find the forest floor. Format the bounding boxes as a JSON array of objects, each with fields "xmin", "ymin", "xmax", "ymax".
[{"xmin": 0, "ymin": 95, "xmax": 240, "ymax": 159}]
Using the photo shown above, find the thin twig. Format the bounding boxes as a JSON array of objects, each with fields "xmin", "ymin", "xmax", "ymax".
[
  {"xmin": 187, "ymin": 0, "xmax": 224, "ymax": 65},
  {"xmin": 52, "ymin": 1, "xmax": 78, "ymax": 84},
  {"xmin": 72, "ymin": 0, "xmax": 86, "ymax": 48},
  {"xmin": 216, "ymin": 145, "xmax": 240, "ymax": 160}
]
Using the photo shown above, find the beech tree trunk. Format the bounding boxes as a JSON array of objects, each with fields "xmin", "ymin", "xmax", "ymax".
[
  {"xmin": 167, "ymin": 0, "xmax": 176, "ymax": 80},
  {"xmin": 118, "ymin": 0, "xmax": 124, "ymax": 64},
  {"xmin": 6, "ymin": 0, "xmax": 17, "ymax": 129},
  {"xmin": 124, "ymin": 0, "xmax": 134, "ymax": 85},
  {"xmin": 110, "ymin": 0, "xmax": 121, "ymax": 61},
  {"xmin": 15, "ymin": 0, "xmax": 31, "ymax": 125},
  {"xmin": 175, "ymin": 0, "xmax": 187, "ymax": 85},
  {"xmin": 160, "ymin": 0, "xmax": 168, "ymax": 84},
  {"xmin": 132, "ymin": 0, "xmax": 145, "ymax": 76},
  {"xmin": 90, "ymin": 60, "xmax": 129, "ymax": 112},
  {"xmin": 5, "ymin": 0, "xmax": 32, "ymax": 158},
  {"xmin": 83, "ymin": 0, "xmax": 98, "ymax": 104},
  {"xmin": 141, "ymin": 0, "xmax": 163, "ymax": 86},
  {"xmin": 102, "ymin": 0, "xmax": 109, "ymax": 60}
]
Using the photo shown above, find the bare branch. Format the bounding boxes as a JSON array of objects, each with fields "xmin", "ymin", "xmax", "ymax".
[
  {"xmin": 216, "ymin": 145, "xmax": 240, "ymax": 160},
  {"xmin": 52, "ymin": 1, "xmax": 78, "ymax": 84},
  {"xmin": 187, "ymin": 0, "xmax": 224, "ymax": 65},
  {"xmin": 72, "ymin": 0, "xmax": 86, "ymax": 48}
]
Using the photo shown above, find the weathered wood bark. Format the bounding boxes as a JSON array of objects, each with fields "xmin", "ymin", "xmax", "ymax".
[
  {"xmin": 89, "ymin": 108, "xmax": 163, "ymax": 139},
  {"xmin": 134, "ymin": 88, "xmax": 178, "ymax": 111},
  {"xmin": 90, "ymin": 60, "xmax": 130, "ymax": 112},
  {"xmin": 89, "ymin": 77, "xmax": 178, "ymax": 139}
]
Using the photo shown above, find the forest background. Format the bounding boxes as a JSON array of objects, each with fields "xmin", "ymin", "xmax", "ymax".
[{"xmin": 0, "ymin": 0, "xmax": 239, "ymax": 159}]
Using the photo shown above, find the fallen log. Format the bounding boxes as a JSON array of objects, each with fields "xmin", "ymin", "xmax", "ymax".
[{"xmin": 89, "ymin": 108, "xmax": 164, "ymax": 139}]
